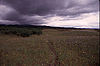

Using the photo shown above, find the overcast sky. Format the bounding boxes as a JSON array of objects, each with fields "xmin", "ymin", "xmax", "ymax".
[{"xmin": 0, "ymin": 0, "xmax": 99, "ymax": 28}]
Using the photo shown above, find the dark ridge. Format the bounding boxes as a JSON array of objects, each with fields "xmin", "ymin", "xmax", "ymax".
[{"xmin": 0, "ymin": 24, "xmax": 99, "ymax": 30}]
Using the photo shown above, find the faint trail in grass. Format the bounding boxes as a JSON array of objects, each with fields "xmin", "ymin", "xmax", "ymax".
[{"xmin": 46, "ymin": 40, "xmax": 60, "ymax": 66}]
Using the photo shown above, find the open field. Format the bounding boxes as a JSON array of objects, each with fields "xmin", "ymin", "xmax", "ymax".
[{"xmin": 0, "ymin": 28, "xmax": 99, "ymax": 66}]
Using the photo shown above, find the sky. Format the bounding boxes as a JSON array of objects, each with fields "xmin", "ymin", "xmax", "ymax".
[{"xmin": 0, "ymin": 0, "xmax": 99, "ymax": 28}]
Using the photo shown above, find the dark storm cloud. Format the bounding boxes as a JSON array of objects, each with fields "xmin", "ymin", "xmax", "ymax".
[
  {"xmin": 0, "ymin": 0, "xmax": 99, "ymax": 25},
  {"xmin": 4, "ymin": 0, "xmax": 65, "ymax": 15},
  {"xmin": 4, "ymin": 0, "xmax": 99, "ymax": 15},
  {"xmin": 0, "ymin": 3, "xmax": 22, "ymax": 22},
  {"xmin": 19, "ymin": 15, "xmax": 46, "ymax": 25},
  {"xmin": 55, "ymin": 0, "xmax": 99, "ymax": 16}
]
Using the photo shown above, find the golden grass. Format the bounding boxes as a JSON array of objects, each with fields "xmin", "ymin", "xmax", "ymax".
[{"xmin": 0, "ymin": 29, "xmax": 99, "ymax": 66}]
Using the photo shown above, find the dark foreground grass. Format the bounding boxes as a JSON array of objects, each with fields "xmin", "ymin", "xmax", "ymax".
[{"xmin": 0, "ymin": 29, "xmax": 99, "ymax": 66}]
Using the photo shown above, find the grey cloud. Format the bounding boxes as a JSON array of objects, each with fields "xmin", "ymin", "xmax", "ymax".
[
  {"xmin": 2, "ymin": 0, "xmax": 99, "ymax": 15},
  {"xmin": 19, "ymin": 15, "xmax": 46, "ymax": 25},
  {"xmin": 0, "ymin": 4, "xmax": 16, "ymax": 19},
  {"xmin": 0, "ymin": 0, "xmax": 99, "ymax": 25},
  {"xmin": 4, "ymin": 0, "xmax": 64, "ymax": 15},
  {"xmin": 56, "ymin": 0, "xmax": 99, "ymax": 16},
  {"xmin": 0, "ymin": 4, "xmax": 21, "ymax": 21},
  {"xmin": 0, "ymin": 20, "xmax": 19, "ymax": 25}
]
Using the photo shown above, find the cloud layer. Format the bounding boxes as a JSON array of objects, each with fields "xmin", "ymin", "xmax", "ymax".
[
  {"xmin": 0, "ymin": 0, "xmax": 99, "ymax": 28},
  {"xmin": 43, "ymin": 12, "xmax": 99, "ymax": 28}
]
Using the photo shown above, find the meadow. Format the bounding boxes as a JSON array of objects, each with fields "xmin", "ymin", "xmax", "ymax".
[{"xmin": 0, "ymin": 27, "xmax": 99, "ymax": 66}]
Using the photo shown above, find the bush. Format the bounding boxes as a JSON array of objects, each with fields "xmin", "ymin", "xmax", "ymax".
[{"xmin": 0, "ymin": 25, "xmax": 42, "ymax": 37}]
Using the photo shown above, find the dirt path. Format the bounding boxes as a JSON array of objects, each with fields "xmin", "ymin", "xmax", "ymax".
[{"xmin": 47, "ymin": 40, "xmax": 60, "ymax": 66}]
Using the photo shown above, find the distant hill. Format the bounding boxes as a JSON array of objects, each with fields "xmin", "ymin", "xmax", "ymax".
[{"xmin": 0, "ymin": 24, "xmax": 99, "ymax": 30}]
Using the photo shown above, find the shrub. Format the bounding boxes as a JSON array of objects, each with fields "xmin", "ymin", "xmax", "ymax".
[{"xmin": 0, "ymin": 25, "xmax": 42, "ymax": 37}]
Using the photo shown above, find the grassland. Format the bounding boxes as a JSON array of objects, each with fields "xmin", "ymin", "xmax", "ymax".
[{"xmin": 0, "ymin": 28, "xmax": 99, "ymax": 66}]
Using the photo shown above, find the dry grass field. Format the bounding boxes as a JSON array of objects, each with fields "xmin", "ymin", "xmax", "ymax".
[{"xmin": 0, "ymin": 28, "xmax": 99, "ymax": 66}]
